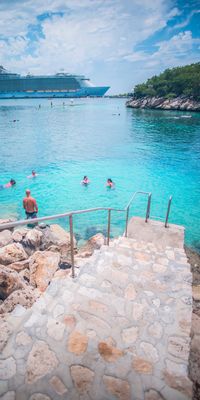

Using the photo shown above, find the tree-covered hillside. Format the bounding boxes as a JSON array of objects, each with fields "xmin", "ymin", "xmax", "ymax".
[{"xmin": 134, "ymin": 63, "xmax": 200, "ymax": 100}]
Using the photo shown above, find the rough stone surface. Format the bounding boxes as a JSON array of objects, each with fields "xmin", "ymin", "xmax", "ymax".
[
  {"xmin": 25, "ymin": 229, "xmax": 43, "ymax": 248},
  {"xmin": 12, "ymin": 228, "xmax": 28, "ymax": 243},
  {"xmin": 103, "ymin": 375, "xmax": 131, "ymax": 400},
  {"xmin": 0, "ymin": 358, "xmax": 16, "ymax": 380},
  {"xmin": 29, "ymin": 251, "xmax": 60, "ymax": 291},
  {"xmin": 8, "ymin": 260, "xmax": 29, "ymax": 272},
  {"xmin": 122, "ymin": 326, "xmax": 138, "ymax": 344},
  {"xmin": 0, "ymin": 392, "xmax": 15, "ymax": 400},
  {"xmin": 0, "ymin": 266, "xmax": 27, "ymax": 300},
  {"xmin": 0, "ymin": 243, "xmax": 28, "ymax": 265},
  {"xmin": 29, "ymin": 395, "xmax": 51, "ymax": 400},
  {"xmin": 68, "ymin": 331, "xmax": 88, "ymax": 354},
  {"xmin": 49, "ymin": 376, "xmax": 68, "ymax": 395},
  {"xmin": 26, "ymin": 341, "xmax": 58, "ymax": 383},
  {"xmin": 132, "ymin": 357, "xmax": 153, "ymax": 374},
  {"xmin": 0, "ymin": 287, "xmax": 39, "ymax": 314},
  {"xmin": 16, "ymin": 331, "xmax": 32, "ymax": 346},
  {"xmin": 0, "ymin": 230, "xmax": 12, "ymax": 248},
  {"xmin": 98, "ymin": 341, "xmax": 124, "ymax": 362},
  {"xmin": 0, "ymin": 319, "xmax": 12, "ymax": 351},
  {"xmin": 78, "ymin": 233, "xmax": 105, "ymax": 257},
  {"xmin": 144, "ymin": 389, "xmax": 165, "ymax": 400},
  {"xmin": 70, "ymin": 365, "xmax": 94, "ymax": 394}
]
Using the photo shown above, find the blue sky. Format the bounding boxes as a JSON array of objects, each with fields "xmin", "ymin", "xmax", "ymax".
[{"xmin": 0, "ymin": 0, "xmax": 199, "ymax": 93}]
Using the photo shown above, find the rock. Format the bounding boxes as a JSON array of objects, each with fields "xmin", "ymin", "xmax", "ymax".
[
  {"xmin": 98, "ymin": 341, "xmax": 124, "ymax": 362},
  {"xmin": 132, "ymin": 357, "xmax": 153, "ymax": 374},
  {"xmin": 0, "ymin": 287, "xmax": 39, "ymax": 314},
  {"xmin": 0, "ymin": 243, "xmax": 28, "ymax": 266},
  {"xmin": 124, "ymin": 283, "xmax": 137, "ymax": 300},
  {"xmin": 122, "ymin": 326, "xmax": 138, "ymax": 344},
  {"xmin": 140, "ymin": 342, "xmax": 159, "ymax": 363},
  {"xmin": 16, "ymin": 331, "xmax": 32, "ymax": 346},
  {"xmin": 193, "ymin": 285, "xmax": 200, "ymax": 301},
  {"xmin": 47, "ymin": 318, "xmax": 65, "ymax": 341},
  {"xmin": 78, "ymin": 233, "xmax": 105, "ymax": 258},
  {"xmin": 29, "ymin": 251, "xmax": 60, "ymax": 291},
  {"xmin": 164, "ymin": 370, "xmax": 192, "ymax": 398},
  {"xmin": 70, "ymin": 365, "xmax": 94, "ymax": 394},
  {"xmin": 168, "ymin": 336, "xmax": 190, "ymax": 360},
  {"xmin": 24, "ymin": 229, "xmax": 43, "ymax": 248},
  {"xmin": 40, "ymin": 224, "xmax": 76, "ymax": 256},
  {"xmin": 0, "ymin": 318, "xmax": 12, "ymax": 351},
  {"xmin": 0, "ymin": 218, "xmax": 16, "ymax": 232},
  {"xmin": 0, "ymin": 391, "xmax": 16, "ymax": 400},
  {"xmin": 12, "ymin": 228, "xmax": 28, "ymax": 242},
  {"xmin": 26, "ymin": 340, "xmax": 59, "ymax": 384},
  {"xmin": 0, "ymin": 230, "xmax": 12, "ymax": 247},
  {"xmin": 68, "ymin": 331, "xmax": 88, "ymax": 354},
  {"xmin": 29, "ymin": 394, "xmax": 51, "ymax": 400},
  {"xmin": 19, "ymin": 268, "xmax": 30, "ymax": 283},
  {"xmin": 63, "ymin": 315, "xmax": 76, "ymax": 330},
  {"xmin": 0, "ymin": 357, "xmax": 16, "ymax": 380},
  {"xmin": 0, "ymin": 265, "xmax": 27, "ymax": 300},
  {"xmin": 8, "ymin": 260, "xmax": 29, "ymax": 272},
  {"xmin": 144, "ymin": 389, "xmax": 165, "ymax": 400},
  {"xmin": 148, "ymin": 322, "xmax": 163, "ymax": 339},
  {"xmin": 126, "ymin": 96, "xmax": 200, "ymax": 112},
  {"xmin": 49, "ymin": 376, "xmax": 68, "ymax": 395},
  {"xmin": 103, "ymin": 375, "xmax": 131, "ymax": 400}
]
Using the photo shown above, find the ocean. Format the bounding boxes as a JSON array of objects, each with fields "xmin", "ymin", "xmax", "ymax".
[{"xmin": 0, "ymin": 98, "xmax": 199, "ymax": 250}]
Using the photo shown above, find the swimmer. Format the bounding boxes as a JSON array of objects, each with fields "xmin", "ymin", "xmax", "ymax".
[
  {"xmin": 106, "ymin": 178, "xmax": 115, "ymax": 189},
  {"xmin": 1, "ymin": 179, "xmax": 16, "ymax": 189},
  {"xmin": 81, "ymin": 176, "xmax": 90, "ymax": 185},
  {"xmin": 23, "ymin": 189, "xmax": 38, "ymax": 220},
  {"xmin": 27, "ymin": 170, "xmax": 38, "ymax": 179}
]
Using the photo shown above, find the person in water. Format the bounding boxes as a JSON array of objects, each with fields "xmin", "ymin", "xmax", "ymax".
[
  {"xmin": 106, "ymin": 178, "xmax": 115, "ymax": 188},
  {"xmin": 27, "ymin": 170, "xmax": 38, "ymax": 179},
  {"xmin": 0, "ymin": 179, "xmax": 16, "ymax": 189},
  {"xmin": 23, "ymin": 189, "xmax": 38, "ymax": 219},
  {"xmin": 81, "ymin": 176, "xmax": 90, "ymax": 185}
]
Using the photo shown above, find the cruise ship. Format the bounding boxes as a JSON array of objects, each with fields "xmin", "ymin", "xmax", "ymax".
[{"xmin": 0, "ymin": 66, "xmax": 110, "ymax": 98}]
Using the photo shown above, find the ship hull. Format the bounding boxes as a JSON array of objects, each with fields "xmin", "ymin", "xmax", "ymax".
[{"xmin": 0, "ymin": 86, "xmax": 109, "ymax": 99}]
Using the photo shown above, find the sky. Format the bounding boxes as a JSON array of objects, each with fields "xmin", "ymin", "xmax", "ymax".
[{"xmin": 0, "ymin": 0, "xmax": 199, "ymax": 94}]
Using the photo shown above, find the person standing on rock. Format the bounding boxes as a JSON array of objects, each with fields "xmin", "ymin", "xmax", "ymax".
[{"xmin": 23, "ymin": 189, "xmax": 38, "ymax": 220}]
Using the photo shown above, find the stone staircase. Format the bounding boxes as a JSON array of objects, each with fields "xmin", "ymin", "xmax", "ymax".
[{"xmin": 0, "ymin": 219, "xmax": 193, "ymax": 400}]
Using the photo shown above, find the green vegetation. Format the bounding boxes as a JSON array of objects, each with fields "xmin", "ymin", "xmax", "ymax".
[{"xmin": 134, "ymin": 63, "xmax": 200, "ymax": 100}]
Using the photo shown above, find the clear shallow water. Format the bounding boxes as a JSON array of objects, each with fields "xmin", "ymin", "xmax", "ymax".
[{"xmin": 0, "ymin": 98, "xmax": 200, "ymax": 250}]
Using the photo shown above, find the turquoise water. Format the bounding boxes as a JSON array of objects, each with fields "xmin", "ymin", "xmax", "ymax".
[{"xmin": 0, "ymin": 98, "xmax": 200, "ymax": 250}]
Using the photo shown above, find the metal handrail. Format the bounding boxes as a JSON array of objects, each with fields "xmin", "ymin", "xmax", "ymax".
[{"xmin": 0, "ymin": 191, "xmax": 152, "ymax": 278}]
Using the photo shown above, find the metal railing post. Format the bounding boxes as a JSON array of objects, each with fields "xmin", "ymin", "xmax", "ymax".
[
  {"xmin": 165, "ymin": 196, "xmax": 172, "ymax": 228},
  {"xmin": 145, "ymin": 193, "xmax": 152, "ymax": 222},
  {"xmin": 69, "ymin": 214, "xmax": 75, "ymax": 278},
  {"xmin": 125, "ymin": 206, "xmax": 130, "ymax": 237},
  {"xmin": 107, "ymin": 209, "xmax": 111, "ymax": 246}
]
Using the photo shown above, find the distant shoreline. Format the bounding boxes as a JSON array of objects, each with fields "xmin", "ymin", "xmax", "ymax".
[{"xmin": 126, "ymin": 96, "xmax": 200, "ymax": 112}]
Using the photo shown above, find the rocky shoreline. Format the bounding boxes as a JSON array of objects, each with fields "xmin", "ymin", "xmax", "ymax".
[
  {"xmin": 126, "ymin": 96, "xmax": 200, "ymax": 112},
  {"xmin": 0, "ymin": 219, "xmax": 105, "ymax": 316}
]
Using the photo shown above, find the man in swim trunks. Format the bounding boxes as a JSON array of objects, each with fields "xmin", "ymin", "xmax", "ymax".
[{"xmin": 23, "ymin": 189, "xmax": 38, "ymax": 219}]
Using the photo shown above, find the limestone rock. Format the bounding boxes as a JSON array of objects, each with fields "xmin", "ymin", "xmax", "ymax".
[
  {"xmin": 49, "ymin": 376, "xmax": 68, "ymax": 395},
  {"xmin": 0, "ymin": 265, "xmax": 27, "ymax": 300},
  {"xmin": 0, "ymin": 230, "xmax": 12, "ymax": 247},
  {"xmin": 193, "ymin": 285, "xmax": 200, "ymax": 301},
  {"xmin": 122, "ymin": 326, "xmax": 138, "ymax": 344},
  {"xmin": 8, "ymin": 260, "xmax": 29, "ymax": 272},
  {"xmin": 132, "ymin": 357, "xmax": 153, "ymax": 374},
  {"xmin": 47, "ymin": 318, "xmax": 65, "ymax": 341},
  {"xmin": 0, "ymin": 218, "xmax": 16, "ymax": 231},
  {"xmin": 24, "ymin": 229, "xmax": 43, "ymax": 249},
  {"xmin": 70, "ymin": 365, "xmax": 94, "ymax": 394},
  {"xmin": 124, "ymin": 283, "xmax": 137, "ymax": 300},
  {"xmin": 140, "ymin": 342, "xmax": 159, "ymax": 363},
  {"xmin": 103, "ymin": 375, "xmax": 131, "ymax": 400},
  {"xmin": 29, "ymin": 251, "xmax": 60, "ymax": 291},
  {"xmin": 26, "ymin": 340, "xmax": 58, "ymax": 384},
  {"xmin": 0, "ymin": 287, "xmax": 39, "ymax": 314},
  {"xmin": 0, "ymin": 391, "xmax": 16, "ymax": 400},
  {"xmin": 164, "ymin": 370, "xmax": 192, "ymax": 398},
  {"xmin": 168, "ymin": 336, "xmax": 189, "ymax": 360},
  {"xmin": 0, "ymin": 357, "xmax": 16, "ymax": 380},
  {"xmin": 29, "ymin": 394, "xmax": 51, "ymax": 400},
  {"xmin": 0, "ymin": 318, "xmax": 12, "ymax": 351},
  {"xmin": 16, "ymin": 331, "xmax": 32, "ymax": 346},
  {"xmin": 0, "ymin": 243, "xmax": 28, "ymax": 265},
  {"xmin": 144, "ymin": 389, "xmax": 165, "ymax": 400},
  {"xmin": 19, "ymin": 268, "xmax": 30, "ymax": 283},
  {"xmin": 68, "ymin": 331, "xmax": 88, "ymax": 354},
  {"xmin": 63, "ymin": 315, "xmax": 76, "ymax": 330},
  {"xmin": 98, "ymin": 341, "xmax": 124, "ymax": 362},
  {"xmin": 12, "ymin": 228, "xmax": 28, "ymax": 242},
  {"xmin": 78, "ymin": 233, "xmax": 105, "ymax": 258},
  {"xmin": 40, "ymin": 224, "xmax": 76, "ymax": 256}
]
